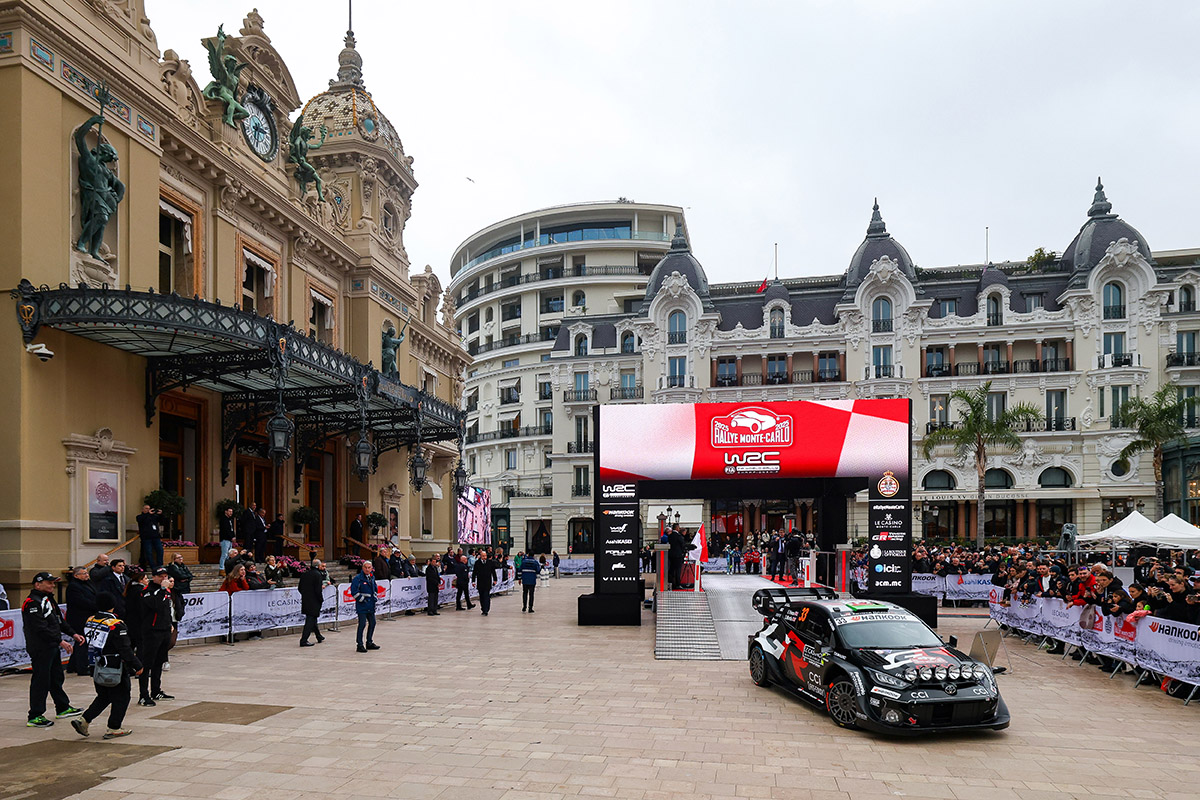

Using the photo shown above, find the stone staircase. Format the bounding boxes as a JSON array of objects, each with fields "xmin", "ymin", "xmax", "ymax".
[{"xmin": 184, "ymin": 562, "xmax": 360, "ymax": 593}]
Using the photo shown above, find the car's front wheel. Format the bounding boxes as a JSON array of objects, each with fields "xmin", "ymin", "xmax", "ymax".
[
  {"xmin": 824, "ymin": 678, "xmax": 859, "ymax": 729},
  {"xmin": 749, "ymin": 644, "xmax": 771, "ymax": 687}
]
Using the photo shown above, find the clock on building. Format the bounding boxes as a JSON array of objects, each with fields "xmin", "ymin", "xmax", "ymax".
[{"xmin": 240, "ymin": 86, "xmax": 278, "ymax": 161}]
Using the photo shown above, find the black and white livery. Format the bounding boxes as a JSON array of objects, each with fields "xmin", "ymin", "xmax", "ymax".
[{"xmin": 747, "ymin": 587, "xmax": 1010, "ymax": 734}]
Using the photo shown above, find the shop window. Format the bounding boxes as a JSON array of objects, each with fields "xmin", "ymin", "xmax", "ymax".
[
  {"xmin": 242, "ymin": 248, "xmax": 275, "ymax": 315},
  {"xmin": 158, "ymin": 201, "xmax": 194, "ymax": 295}
]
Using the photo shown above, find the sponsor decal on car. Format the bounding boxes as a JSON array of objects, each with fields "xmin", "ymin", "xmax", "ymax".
[
  {"xmin": 832, "ymin": 613, "xmax": 913, "ymax": 626},
  {"xmin": 870, "ymin": 686, "xmax": 902, "ymax": 700},
  {"xmin": 850, "ymin": 671, "xmax": 865, "ymax": 695}
]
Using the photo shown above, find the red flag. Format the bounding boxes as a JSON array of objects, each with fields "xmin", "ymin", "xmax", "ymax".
[
  {"xmin": 756, "ymin": 278, "xmax": 768, "ymax": 293},
  {"xmin": 695, "ymin": 523, "xmax": 709, "ymax": 562}
]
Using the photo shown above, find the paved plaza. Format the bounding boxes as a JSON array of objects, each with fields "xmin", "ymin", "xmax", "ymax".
[{"xmin": 3, "ymin": 578, "xmax": 1199, "ymax": 800}]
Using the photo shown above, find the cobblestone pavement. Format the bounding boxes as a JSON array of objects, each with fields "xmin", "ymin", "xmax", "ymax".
[{"xmin": 2, "ymin": 578, "xmax": 1199, "ymax": 800}]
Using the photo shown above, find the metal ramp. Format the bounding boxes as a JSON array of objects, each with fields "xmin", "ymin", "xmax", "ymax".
[
  {"xmin": 705, "ymin": 575, "xmax": 779, "ymax": 660},
  {"xmin": 655, "ymin": 591, "xmax": 722, "ymax": 660}
]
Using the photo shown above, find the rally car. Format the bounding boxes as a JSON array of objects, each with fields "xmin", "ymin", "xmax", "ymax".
[{"xmin": 747, "ymin": 587, "xmax": 1009, "ymax": 734}]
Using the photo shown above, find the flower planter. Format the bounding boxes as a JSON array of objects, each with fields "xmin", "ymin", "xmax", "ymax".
[{"xmin": 164, "ymin": 545, "xmax": 199, "ymax": 565}]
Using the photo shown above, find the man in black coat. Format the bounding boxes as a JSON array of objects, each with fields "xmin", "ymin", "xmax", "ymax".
[
  {"xmin": 238, "ymin": 503, "xmax": 262, "ymax": 560},
  {"xmin": 472, "ymin": 553, "xmax": 497, "ymax": 616},
  {"xmin": 166, "ymin": 553, "xmax": 194, "ymax": 594},
  {"xmin": 666, "ymin": 527, "xmax": 690, "ymax": 590},
  {"xmin": 218, "ymin": 507, "xmax": 237, "ymax": 571},
  {"xmin": 425, "ymin": 557, "xmax": 442, "ymax": 616},
  {"xmin": 298, "ymin": 559, "xmax": 327, "ymax": 647},
  {"xmin": 454, "ymin": 555, "xmax": 475, "ymax": 611},
  {"xmin": 97, "ymin": 559, "xmax": 128, "ymax": 617},
  {"xmin": 23, "ymin": 572, "xmax": 86, "ymax": 727},
  {"xmin": 89, "ymin": 554, "xmax": 112, "ymax": 584},
  {"xmin": 137, "ymin": 568, "xmax": 175, "ymax": 707},
  {"xmin": 137, "ymin": 505, "xmax": 165, "ymax": 569},
  {"xmin": 349, "ymin": 514, "xmax": 365, "ymax": 556},
  {"xmin": 268, "ymin": 513, "xmax": 285, "ymax": 558},
  {"xmin": 65, "ymin": 567, "xmax": 98, "ymax": 675}
]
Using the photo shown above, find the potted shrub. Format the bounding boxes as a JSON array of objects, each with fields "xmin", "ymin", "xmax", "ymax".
[
  {"xmin": 366, "ymin": 511, "xmax": 388, "ymax": 543},
  {"xmin": 292, "ymin": 506, "xmax": 319, "ymax": 556},
  {"xmin": 145, "ymin": 489, "xmax": 187, "ymax": 540}
]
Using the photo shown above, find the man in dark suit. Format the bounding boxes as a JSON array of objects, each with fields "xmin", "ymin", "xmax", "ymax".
[
  {"xmin": 97, "ymin": 559, "xmax": 128, "ymax": 617},
  {"xmin": 349, "ymin": 514, "xmax": 365, "ymax": 556},
  {"xmin": 298, "ymin": 559, "xmax": 327, "ymax": 647},
  {"xmin": 65, "ymin": 567, "xmax": 97, "ymax": 675},
  {"xmin": 252, "ymin": 507, "xmax": 269, "ymax": 563},
  {"xmin": 238, "ymin": 503, "xmax": 260, "ymax": 558},
  {"xmin": 472, "ymin": 552, "xmax": 497, "ymax": 616},
  {"xmin": 667, "ymin": 526, "xmax": 690, "ymax": 591},
  {"xmin": 137, "ymin": 505, "xmax": 164, "ymax": 569},
  {"xmin": 424, "ymin": 557, "xmax": 442, "ymax": 616},
  {"xmin": 268, "ymin": 513, "xmax": 286, "ymax": 558}
]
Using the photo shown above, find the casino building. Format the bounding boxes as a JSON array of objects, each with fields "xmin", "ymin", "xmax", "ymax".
[
  {"xmin": 0, "ymin": 2, "xmax": 467, "ymax": 586},
  {"xmin": 450, "ymin": 188, "xmax": 1200, "ymax": 552}
]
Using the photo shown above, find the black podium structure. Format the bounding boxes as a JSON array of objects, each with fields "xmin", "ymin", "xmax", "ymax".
[{"xmin": 580, "ymin": 400, "xmax": 916, "ymax": 626}]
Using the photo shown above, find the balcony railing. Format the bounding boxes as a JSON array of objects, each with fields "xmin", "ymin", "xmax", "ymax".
[
  {"xmin": 540, "ymin": 299, "xmax": 564, "ymax": 314},
  {"xmin": 506, "ymin": 485, "xmax": 553, "ymax": 500},
  {"xmin": 769, "ymin": 324, "xmax": 785, "ymax": 338},
  {"xmin": 1167, "ymin": 352, "xmax": 1200, "ymax": 368},
  {"xmin": 982, "ymin": 360, "xmax": 1010, "ymax": 375},
  {"xmin": 464, "ymin": 424, "xmax": 552, "ymax": 444},
  {"xmin": 1012, "ymin": 359, "xmax": 1039, "ymax": 373},
  {"xmin": 872, "ymin": 319, "xmax": 893, "ymax": 333},
  {"xmin": 1042, "ymin": 357, "xmax": 1071, "ymax": 372},
  {"xmin": 567, "ymin": 441, "xmax": 594, "ymax": 453},
  {"xmin": 955, "ymin": 362, "xmax": 979, "ymax": 376},
  {"xmin": 790, "ymin": 370, "xmax": 814, "ymax": 384},
  {"xmin": 667, "ymin": 331, "xmax": 687, "ymax": 344},
  {"xmin": 571, "ymin": 484, "xmax": 591, "ymax": 497},
  {"xmin": 868, "ymin": 364, "xmax": 899, "ymax": 379},
  {"xmin": 817, "ymin": 368, "xmax": 842, "ymax": 382},
  {"xmin": 1179, "ymin": 301, "xmax": 1196, "ymax": 313},
  {"xmin": 563, "ymin": 389, "xmax": 597, "ymax": 402},
  {"xmin": 467, "ymin": 333, "xmax": 542, "ymax": 356},
  {"xmin": 661, "ymin": 375, "xmax": 694, "ymax": 389},
  {"xmin": 926, "ymin": 417, "xmax": 1077, "ymax": 435},
  {"xmin": 1098, "ymin": 353, "xmax": 1138, "ymax": 368},
  {"xmin": 987, "ymin": 313, "xmax": 1003, "ymax": 326},
  {"xmin": 499, "ymin": 393, "xmax": 520, "ymax": 405},
  {"xmin": 610, "ymin": 385, "xmax": 643, "ymax": 400},
  {"xmin": 458, "ymin": 263, "xmax": 651, "ymax": 303},
  {"xmin": 1103, "ymin": 304, "xmax": 1126, "ymax": 320},
  {"xmin": 925, "ymin": 364, "xmax": 952, "ymax": 378}
]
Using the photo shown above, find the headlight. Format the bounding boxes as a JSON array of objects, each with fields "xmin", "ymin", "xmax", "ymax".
[
  {"xmin": 919, "ymin": 667, "xmax": 934, "ymax": 681},
  {"xmin": 948, "ymin": 665, "xmax": 960, "ymax": 680},
  {"xmin": 934, "ymin": 667, "xmax": 948, "ymax": 680},
  {"xmin": 974, "ymin": 665, "xmax": 991, "ymax": 681},
  {"xmin": 903, "ymin": 667, "xmax": 919, "ymax": 683},
  {"xmin": 866, "ymin": 668, "xmax": 907, "ymax": 688}
]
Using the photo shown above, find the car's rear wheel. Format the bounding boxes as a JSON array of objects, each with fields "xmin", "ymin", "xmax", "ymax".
[
  {"xmin": 749, "ymin": 645, "xmax": 771, "ymax": 687},
  {"xmin": 824, "ymin": 678, "xmax": 859, "ymax": 728}
]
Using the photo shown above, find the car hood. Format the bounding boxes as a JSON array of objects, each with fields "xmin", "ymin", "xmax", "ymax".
[{"xmin": 852, "ymin": 646, "xmax": 974, "ymax": 672}]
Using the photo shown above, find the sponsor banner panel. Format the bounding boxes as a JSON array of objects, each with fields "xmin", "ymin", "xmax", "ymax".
[
  {"xmin": 317, "ymin": 585, "xmax": 339, "ymax": 625},
  {"xmin": 1080, "ymin": 608, "xmax": 1138, "ymax": 665},
  {"xmin": 942, "ymin": 573, "xmax": 994, "ymax": 601},
  {"xmin": 867, "ymin": 501, "xmax": 911, "ymax": 595},
  {"xmin": 1137, "ymin": 617, "xmax": 1200, "ymax": 685},
  {"xmin": 231, "ymin": 588, "xmax": 304, "ymax": 634},
  {"xmin": 177, "ymin": 592, "xmax": 232, "ymax": 641},
  {"xmin": 0, "ymin": 609, "xmax": 27, "ymax": 670},
  {"xmin": 911, "ymin": 573, "xmax": 943, "ymax": 597},
  {"xmin": 594, "ymin": 505, "xmax": 641, "ymax": 594}
]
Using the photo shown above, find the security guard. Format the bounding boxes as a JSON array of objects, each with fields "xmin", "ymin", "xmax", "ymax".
[
  {"xmin": 22, "ymin": 571, "xmax": 85, "ymax": 727},
  {"xmin": 71, "ymin": 591, "xmax": 142, "ymax": 738}
]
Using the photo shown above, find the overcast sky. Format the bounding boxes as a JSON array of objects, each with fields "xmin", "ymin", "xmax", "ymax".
[{"xmin": 148, "ymin": 1, "xmax": 1199, "ymax": 286}]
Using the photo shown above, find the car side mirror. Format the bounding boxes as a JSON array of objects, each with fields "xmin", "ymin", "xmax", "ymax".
[{"xmin": 946, "ymin": 635, "xmax": 959, "ymax": 649}]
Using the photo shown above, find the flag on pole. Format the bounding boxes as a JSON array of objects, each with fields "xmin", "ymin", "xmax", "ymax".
[
  {"xmin": 755, "ymin": 278, "xmax": 768, "ymax": 293},
  {"xmin": 694, "ymin": 523, "xmax": 708, "ymax": 562}
]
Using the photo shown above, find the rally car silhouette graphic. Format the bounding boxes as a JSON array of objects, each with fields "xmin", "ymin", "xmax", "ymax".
[
  {"xmin": 747, "ymin": 587, "xmax": 1009, "ymax": 734},
  {"xmin": 729, "ymin": 409, "xmax": 777, "ymax": 434}
]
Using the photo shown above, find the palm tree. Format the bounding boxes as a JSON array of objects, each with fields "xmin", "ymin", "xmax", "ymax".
[
  {"xmin": 921, "ymin": 381, "xmax": 1042, "ymax": 548},
  {"xmin": 1115, "ymin": 384, "xmax": 1198, "ymax": 519}
]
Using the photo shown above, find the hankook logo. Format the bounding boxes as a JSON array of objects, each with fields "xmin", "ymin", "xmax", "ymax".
[
  {"xmin": 711, "ymin": 407, "xmax": 793, "ymax": 448},
  {"xmin": 602, "ymin": 509, "xmax": 636, "ymax": 519}
]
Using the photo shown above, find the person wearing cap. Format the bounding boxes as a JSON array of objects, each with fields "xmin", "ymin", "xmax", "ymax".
[
  {"xmin": 22, "ymin": 571, "xmax": 85, "ymax": 727},
  {"xmin": 71, "ymin": 591, "xmax": 142, "ymax": 739},
  {"xmin": 137, "ymin": 568, "xmax": 176, "ymax": 706}
]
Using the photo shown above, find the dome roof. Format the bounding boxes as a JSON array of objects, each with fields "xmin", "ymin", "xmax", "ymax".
[
  {"xmin": 762, "ymin": 280, "xmax": 790, "ymax": 303},
  {"xmin": 979, "ymin": 265, "xmax": 1009, "ymax": 290},
  {"xmin": 1062, "ymin": 179, "xmax": 1152, "ymax": 284},
  {"xmin": 843, "ymin": 200, "xmax": 916, "ymax": 299},
  {"xmin": 640, "ymin": 225, "xmax": 715, "ymax": 312},
  {"xmin": 299, "ymin": 31, "xmax": 408, "ymax": 165}
]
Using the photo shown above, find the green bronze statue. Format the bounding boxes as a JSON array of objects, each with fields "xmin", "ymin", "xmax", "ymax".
[
  {"xmin": 288, "ymin": 115, "xmax": 328, "ymax": 200},
  {"xmin": 202, "ymin": 25, "xmax": 249, "ymax": 128},
  {"xmin": 381, "ymin": 319, "xmax": 408, "ymax": 379},
  {"xmin": 74, "ymin": 82, "xmax": 125, "ymax": 260}
]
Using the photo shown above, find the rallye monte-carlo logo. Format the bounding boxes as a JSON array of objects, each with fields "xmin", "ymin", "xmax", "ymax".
[
  {"xmin": 711, "ymin": 407, "xmax": 793, "ymax": 447},
  {"xmin": 877, "ymin": 471, "xmax": 900, "ymax": 497}
]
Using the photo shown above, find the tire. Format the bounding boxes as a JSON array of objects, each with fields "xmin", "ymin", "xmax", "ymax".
[
  {"xmin": 824, "ymin": 677, "xmax": 859, "ymax": 729},
  {"xmin": 749, "ymin": 645, "xmax": 771, "ymax": 687}
]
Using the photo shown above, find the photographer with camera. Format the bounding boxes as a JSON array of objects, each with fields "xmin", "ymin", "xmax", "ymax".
[{"xmin": 137, "ymin": 504, "xmax": 165, "ymax": 569}]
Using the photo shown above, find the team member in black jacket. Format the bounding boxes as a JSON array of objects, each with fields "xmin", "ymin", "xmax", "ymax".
[
  {"xmin": 472, "ymin": 553, "xmax": 497, "ymax": 616},
  {"xmin": 22, "ymin": 572, "xmax": 86, "ymax": 727},
  {"xmin": 454, "ymin": 555, "xmax": 475, "ymax": 611},
  {"xmin": 137, "ymin": 568, "xmax": 176, "ymax": 706},
  {"xmin": 298, "ymin": 560, "xmax": 327, "ymax": 647},
  {"xmin": 71, "ymin": 592, "xmax": 142, "ymax": 739},
  {"xmin": 425, "ymin": 557, "xmax": 442, "ymax": 616}
]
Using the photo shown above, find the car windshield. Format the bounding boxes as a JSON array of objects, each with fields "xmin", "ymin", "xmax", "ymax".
[{"xmin": 835, "ymin": 620, "xmax": 943, "ymax": 650}]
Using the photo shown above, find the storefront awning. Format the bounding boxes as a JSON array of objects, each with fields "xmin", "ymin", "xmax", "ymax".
[{"xmin": 422, "ymin": 481, "xmax": 443, "ymax": 500}]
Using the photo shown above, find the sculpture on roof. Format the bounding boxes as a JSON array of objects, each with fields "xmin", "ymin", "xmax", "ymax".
[
  {"xmin": 288, "ymin": 114, "xmax": 328, "ymax": 200},
  {"xmin": 380, "ymin": 318, "xmax": 408, "ymax": 379},
  {"xmin": 74, "ymin": 82, "xmax": 125, "ymax": 260},
  {"xmin": 202, "ymin": 25, "xmax": 249, "ymax": 127}
]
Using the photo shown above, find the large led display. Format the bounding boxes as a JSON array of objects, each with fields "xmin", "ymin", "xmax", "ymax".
[{"xmin": 456, "ymin": 486, "xmax": 492, "ymax": 545}]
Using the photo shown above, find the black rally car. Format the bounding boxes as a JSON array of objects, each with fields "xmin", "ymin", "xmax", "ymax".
[{"xmin": 747, "ymin": 587, "xmax": 1010, "ymax": 734}]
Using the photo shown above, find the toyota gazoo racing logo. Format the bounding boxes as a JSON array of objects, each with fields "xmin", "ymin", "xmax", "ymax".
[
  {"xmin": 601, "ymin": 483, "xmax": 637, "ymax": 501},
  {"xmin": 871, "ymin": 531, "xmax": 908, "ymax": 542},
  {"xmin": 711, "ymin": 406, "xmax": 793, "ymax": 447}
]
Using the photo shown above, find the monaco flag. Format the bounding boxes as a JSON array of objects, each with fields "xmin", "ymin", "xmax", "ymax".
[{"xmin": 693, "ymin": 523, "xmax": 709, "ymax": 562}]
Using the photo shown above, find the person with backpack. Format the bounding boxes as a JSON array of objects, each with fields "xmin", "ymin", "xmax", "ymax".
[{"xmin": 71, "ymin": 592, "xmax": 142, "ymax": 739}]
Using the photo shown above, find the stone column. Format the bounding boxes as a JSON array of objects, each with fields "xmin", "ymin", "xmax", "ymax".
[
  {"xmin": 786, "ymin": 353, "xmax": 794, "ymax": 381},
  {"xmin": 837, "ymin": 352, "xmax": 846, "ymax": 381},
  {"xmin": 1065, "ymin": 339, "xmax": 1074, "ymax": 369},
  {"xmin": 920, "ymin": 346, "xmax": 927, "ymax": 377},
  {"xmin": 711, "ymin": 360, "xmax": 718, "ymax": 386},
  {"xmin": 1006, "ymin": 341, "xmax": 1014, "ymax": 369},
  {"xmin": 735, "ymin": 355, "xmax": 743, "ymax": 383},
  {"xmin": 1015, "ymin": 500, "xmax": 1026, "ymax": 539},
  {"xmin": 1028, "ymin": 501, "xmax": 1039, "ymax": 542}
]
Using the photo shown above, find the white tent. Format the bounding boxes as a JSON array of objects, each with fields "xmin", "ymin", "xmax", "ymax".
[{"xmin": 1078, "ymin": 510, "xmax": 1200, "ymax": 549}]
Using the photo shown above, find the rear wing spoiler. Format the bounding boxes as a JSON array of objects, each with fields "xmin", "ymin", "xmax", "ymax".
[{"xmin": 752, "ymin": 585, "xmax": 837, "ymax": 615}]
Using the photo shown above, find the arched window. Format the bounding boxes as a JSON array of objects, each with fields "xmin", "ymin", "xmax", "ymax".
[
  {"xmin": 922, "ymin": 470, "xmax": 956, "ymax": 490},
  {"xmin": 1104, "ymin": 282, "xmax": 1125, "ymax": 319},
  {"xmin": 574, "ymin": 334, "xmax": 588, "ymax": 357},
  {"xmin": 668, "ymin": 310, "xmax": 686, "ymax": 344},
  {"xmin": 1181, "ymin": 285, "xmax": 1195, "ymax": 312},
  {"xmin": 872, "ymin": 297, "xmax": 892, "ymax": 332},
  {"xmin": 484, "ymin": 307, "xmax": 494, "ymax": 323},
  {"xmin": 1038, "ymin": 467, "xmax": 1073, "ymax": 488},
  {"xmin": 769, "ymin": 308, "xmax": 785, "ymax": 339},
  {"xmin": 986, "ymin": 295, "xmax": 1002, "ymax": 326},
  {"xmin": 620, "ymin": 332, "xmax": 635, "ymax": 353},
  {"xmin": 572, "ymin": 290, "xmax": 586, "ymax": 307},
  {"xmin": 984, "ymin": 468, "xmax": 1014, "ymax": 489}
]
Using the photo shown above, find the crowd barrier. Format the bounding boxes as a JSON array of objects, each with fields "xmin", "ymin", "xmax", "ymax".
[
  {"xmin": 0, "ymin": 574, "xmax": 515, "ymax": 671},
  {"xmin": 989, "ymin": 594, "xmax": 1200, "ymax": 688}
]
